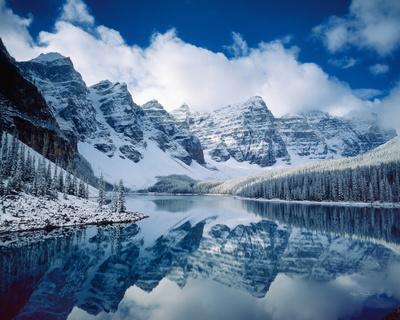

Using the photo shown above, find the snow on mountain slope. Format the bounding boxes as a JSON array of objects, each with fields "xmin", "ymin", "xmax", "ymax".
[
  {"xmin": 78, "ymin": 140, "xmax": 213, "ymax": 189},
  {"xmin": 199, "ymin": 135, "xmax": 400, "ymax": 195}
]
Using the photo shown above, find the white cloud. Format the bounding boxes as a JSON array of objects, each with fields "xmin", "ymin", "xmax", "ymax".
[
  {"xmin": 60, "ymin": 0, "xmax": 94, "ymax": 25},
  {"xmin": 0, "ymin": 0, "xmax": 396, "ymax": 126},
  {"xmin": 378, "ymin": 82, "xmax": 400, "ymax": 132},
  {"xmin": 225, "ymin": 32, "xmax": 249, "ymax": 57},
  {"xmin": 31, "ymin": 23, "xmax": 365, "ymax": 116},
  {"xmin": 313, "ymin": 0, "xmax": 400, "ymax": 56},
  {"xmin": 328, "ymin": 56, "xmax": 358, "ymax": 69},
  {"xmin": 353, "ymin": 88, "xmax": 382, "ymax": 100},
  {"xmin": 369, "ymin": 63, "xmax": 389, "ymax": 75},
  {"xmin": 0, "ymin": 0, "xmax": 40, "ymax": 60}
]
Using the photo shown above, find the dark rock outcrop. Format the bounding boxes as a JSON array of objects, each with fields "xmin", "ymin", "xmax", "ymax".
[{"xmin": 0, "ymin": 39, "xmax": 76, "ymax": 164}]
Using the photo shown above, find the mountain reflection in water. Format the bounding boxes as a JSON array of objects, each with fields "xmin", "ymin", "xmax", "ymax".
[{"xmin": 0, "ymin": 195, "xmax": 399, "ymax": 320}]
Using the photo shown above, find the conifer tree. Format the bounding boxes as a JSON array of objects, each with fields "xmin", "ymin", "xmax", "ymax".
[
  {"xmin": 58, "ymin": 169, "xmax": 64, "ymax": 192},
  {"xmin": 78, "ymin": 179, "xmax": 86, "ymax": 198},
  {"xmin": 98, "ymin": 173, "xmax": 106, "ymax": 210},
  {"xmin": 24, "ymin": 150, "xmax": 33, "ymax": 182},
  {"xmin": 1, "ymin": 133, "xmax": 9, "ymax": 177},
  {"xmin": 111, "ymin": 183, "xmax": 118, "ymax": 212},
  {"xmin": 9, "ymin": 135, "xmax": 19, "ymax": 176},
  {"xmin": 45, "ymin": 162, "xmax": 52, "ymax": 191},
  {"xmin": 85, "ymin": 183, "xmax": 89, "ymax": 199},
  {"xmin": 48, "ymin": 166, "xmax": 58, "ymax": 200},
  {"xmin": 34, "ymin": 158, "xmax": 46, "ymax": 196},
  {"xmin": 11, "ymin": 144, "xmax": 24, "ymax": 191},
  {"xmin": 31, "ymin": 169, "xmax": 38, "ymax": 196},
  {"xmin": 72, "ymin": 174, "xmax": 78, "ymax": 196},
  {"xmin": 65, "ymin": 172, "xmax": 73, "ymax": 195},
  {"xmin": 116, "ymin": 179, "xmax": 126, "ymax": 213}
]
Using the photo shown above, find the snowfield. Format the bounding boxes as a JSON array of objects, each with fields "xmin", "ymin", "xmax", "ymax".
[
  {"xmin": 0, "ymin": 192, "xmax": 147, "ymax": 234},
  {"xmin": 78, "ymin": 141, "xmax": 268, "ymax": 189}
]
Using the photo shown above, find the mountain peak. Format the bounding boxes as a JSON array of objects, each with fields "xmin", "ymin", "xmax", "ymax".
[
  {"xmin": 242, "ymin": 96, "xmax": 267, "ymax": 107},
  {"xmin": 142, "ymin": 100, "xmax": 164, "ymax": 110},
  {"xmin": 178, "ymin": 103, "xmax": 190, "ymax": 111},
  {"xmin": 31, "ymin": 52, "xmax": 71, "ymax": 65},
  {"xmin": 301, "ymin": 110, "xmax": 330, "ymax": 120},
  {"xmin": 231, "ymin": 95, "xmax": 269, "ymax": 112},
  {"xmin": 246, "ymin": 95, "xmax": 264, "ymax": 103}
]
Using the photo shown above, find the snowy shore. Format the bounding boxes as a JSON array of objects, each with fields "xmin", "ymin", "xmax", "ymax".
[{"xmin": 0, "ymin": 192, "xmax": 147, "ymax": 234}]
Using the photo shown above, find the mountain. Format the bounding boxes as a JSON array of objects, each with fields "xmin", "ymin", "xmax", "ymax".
[
  {"xmin": 2, "ymin": 40, "xmax": 396, "ymax": 187},
  {"xmin": 0, "ymin": 39, "xmax": 77, "ymax": 165},
  {"xmin": 172, "ymin": 97, "xmax": 396, "ymax": 167},
  {"xmin": 198, "ymin": 135, "xmax": 400, "ymax": 196},
  {"xmin": 18, "ymin": 53, "xmax": 209, "ymax": 188},
  {"xmin": 279, "ymin": 110, "xmax": 395, "ymax": 159}
]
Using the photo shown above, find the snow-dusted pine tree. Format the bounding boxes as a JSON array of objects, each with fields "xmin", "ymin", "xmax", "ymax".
[
  {"xmin": 58, "ymin": 169, "xmax": 64, "ymax": 192},
  {"xmin": 78, "ymin": 179, "xmax": 86, "ymax": 198},
  {"xmin": 9, "ymin": 135, "xmax": 19, "ymax": 176},
  {"xmin": 36, "ymin": 158, "xmax": 47, "ymax": 196},
  {"xmin": 110, "ymin": 183, "xmax": 118, "ymax": 212},
  {"xmin": 85, "ymin": 183, "xmax": 89, "ymax": 199},
  {"xmin": 72, "ymin": 174, "xmax": 78, "ymax": 196},
  {"xmin": 98, "ymin": 173, "xmax": 106, "ymax": 210},
  {"xmin": 1, "ymin": 133, "xmax": 9, "ymax": 177},
  {"xmin": 11, "ymin": 144, "xmax": 25, "ymax": 191},
  {"xmin": 66, "ymin": 172, "xmax": 75, "ymax": 195},
  {"xmin": 116, "ymin": 179, "xmax": 126, "ymax": 213},
  {"xmin": 48, "ymin": 165, "xmax": 58, "ymax": 199}
]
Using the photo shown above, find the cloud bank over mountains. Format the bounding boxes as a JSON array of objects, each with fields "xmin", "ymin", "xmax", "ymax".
[{"xmin": 0, "ymin": 0, "xmax": 399, "ymax": 130}]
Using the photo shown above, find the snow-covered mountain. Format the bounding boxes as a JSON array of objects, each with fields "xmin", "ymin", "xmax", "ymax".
[
  {"xmin": 19, "ymin": 53, "xmax": 210, "ymax": 188},
  {"xmin": 172, "ymin": 97, "xmax": 396, "ymax": 167},
  {"xmin": 174, "ymin": 97, "xmax": 289, "ymax": 166},
  {"xmin": 199, "ymin": 135, "xmax": 400, "ymax": 196}
]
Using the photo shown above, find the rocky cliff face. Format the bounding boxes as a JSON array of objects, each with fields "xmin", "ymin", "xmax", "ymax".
[
  {"xmin": 172, "ymin": 97, "xmax": 396, "ymax": 166},
  {"xmin": 18, "ymin": 52, "xmax": 100, "ymax": 139},
  {"xmin": 19, "ymin": 53, "xmax": 205, "ymax": 169},
  {"xmin": 0, "ymin": 39, "xmax": 76, "ymax": 164},
  {"xmin": 142, "ymin": 100, "xmax": 205, "ymax": 165},
  {"xmin": 179, "ymin": 96, "xmax": 289, "ymax": 166}
]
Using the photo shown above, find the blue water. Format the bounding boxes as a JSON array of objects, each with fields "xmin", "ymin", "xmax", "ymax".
[{"xmin": 1, "ymin": 195, "xmax": 400, "ymax": 320}]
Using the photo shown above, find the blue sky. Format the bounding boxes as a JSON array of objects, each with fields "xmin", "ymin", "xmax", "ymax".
[{"xmin": 0, "ymin": 0, "xmax": 399, "ymax": 127}]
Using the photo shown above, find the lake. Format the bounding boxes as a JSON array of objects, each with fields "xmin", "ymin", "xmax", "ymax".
[{"xmin": 1, "ymin": 195, "xmax": 400, "ymax": 320}]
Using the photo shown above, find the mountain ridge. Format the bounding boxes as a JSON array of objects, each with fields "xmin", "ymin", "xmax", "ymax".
[
  {"xmin": 1, "ymin": 43, "xmax": 396, "ymax": 188},
  {"xmin": 172, "ymin": 97, "xmax": 396, "ymax": 167}
]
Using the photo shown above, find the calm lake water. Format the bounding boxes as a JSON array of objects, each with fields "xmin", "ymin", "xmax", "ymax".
[{"xmin": 1, "ymin": 195, "xmax": 400, "ymax": 320}]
